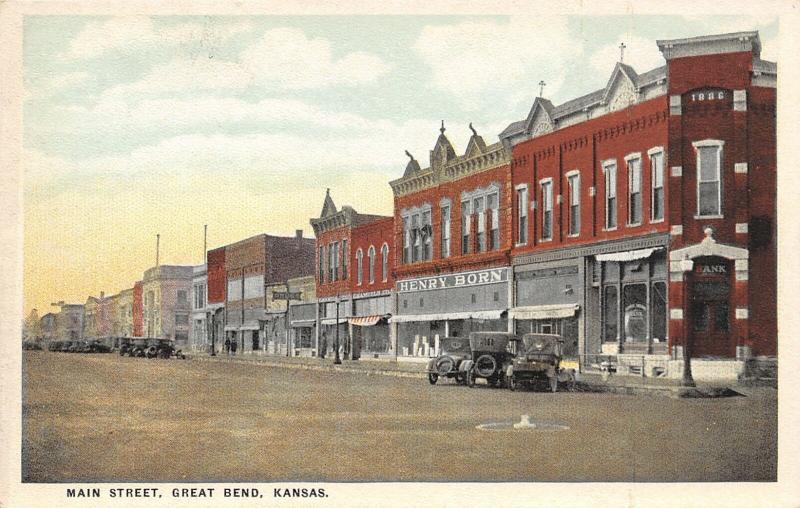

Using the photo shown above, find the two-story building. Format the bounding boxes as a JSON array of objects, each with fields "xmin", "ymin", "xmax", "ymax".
[
  {"xmin": 499, "ymin": 31, "xmax": 775, "ymax": 379},
  {"xmin": 389, "ymin": 123, "xmax": 513, "ymax": 359},
  {"xmin": 141, "ymin": 265, "xmax": 193, "ymax": 345},
  {"xmin": 191, "ymin": 264, "xmax": 208, "ymax": 352},
  {"xmin": 206, "ymin": 247, "xmax": 226, "ymax": 352},
  {"xmin": 222, "ymin": 231, "xmax": 315, "ymax": 353},
  {"xmin": 310, "ymin": 190, "xmax": 393, "ymax": 359}
]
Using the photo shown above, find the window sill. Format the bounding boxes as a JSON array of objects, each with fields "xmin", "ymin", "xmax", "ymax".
[
  {"xmin": 567, "ymin": 233, "xmax": 580, "ymax": 238},
  {"xmin": 626, "ymin": 222, "xmax": 642, "ymax": 228},
  {"xmin": 540, "ymin": 238, "xmax": 553, "ymax": 243},
  {"xmin": 694, "ymin": 214, "xmax": 724, "ymax": 220},
  {"xmin": 514, "ymin": 242, "xmax": 529, "ymax": 247},
  {"xmin": 602, "ymin": 227, "xmax": 617, "ymax": 232},
  {"xmin": 650, "ymin": 218, "xmax": 665, "ymax": 224}
]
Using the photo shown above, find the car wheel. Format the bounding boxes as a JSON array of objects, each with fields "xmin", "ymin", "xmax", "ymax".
[
  {"xmin": 475, "ymin": 354, "xmax": 497, "ymax": 378},
  {"xmin": 508, "ymin": 376, "xmax": 517, "ymax": 391},
  {"xmin": 455, "ymin": 373, "xmax": 465, "ymax": 385},
  {"xmin": 550, "ymin": 375, "xmax": 558, "ymax": 393},
  {"xmin": 428, "ymin": 373, "xmax": 438, "ymax": 385}
]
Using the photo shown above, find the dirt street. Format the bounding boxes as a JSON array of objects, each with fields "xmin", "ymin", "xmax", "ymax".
[{"xmin": 22, "ymin": 352, "xmax": 777, "ymax": 482}]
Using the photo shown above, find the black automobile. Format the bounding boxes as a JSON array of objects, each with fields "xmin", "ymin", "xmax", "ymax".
[
  {"xmin": 143, "ymin": 338, "xmax": 186, "ymax": 359},
  {"xmin": 463, "ymin": 332, "xmax": 518, "ymax": 388},
  {"xmin": 84, "ymin": 339, "xmax": 112, "ymax": 353},
  {"xmin": 507, "ymin": 333, "xmax": 574, "ymax": 392},
  {"xmin": 426, "ymin": 337, "xmax": 472, "ymax": 385}
]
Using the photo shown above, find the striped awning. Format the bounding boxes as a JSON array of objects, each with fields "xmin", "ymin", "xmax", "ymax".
[
  {"xmin": 349, "ymin": 315, "xmax": 388, "ymax": 327},
  {"xmin": 595, "ymin": 247, "xmax": 662, "ymax": 262}
]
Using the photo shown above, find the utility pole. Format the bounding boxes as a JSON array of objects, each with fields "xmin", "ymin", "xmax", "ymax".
[{"xmin": 156, "ymin": 233, "xmax": 160, "ymax": 267}]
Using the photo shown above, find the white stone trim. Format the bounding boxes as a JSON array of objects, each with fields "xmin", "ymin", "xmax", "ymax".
[
  {"xmin": 601, "ymin": 158, "xmax": 616, "ymax": 169},
  {"xmin": 565, "ymin": 169, "xmax": 580, "ymax": 177},
  {"xmin": 670, "ymin": 309, "xmax": 684, "ymax": 320},
  {"xmin": 589, "ymin": 186, "xmax": 596, "ymax": 197},
  {"xmin": 624, "ymin": 152, "xmax": 642, "ymax": 162},
  {"xmin": 736, "ymin": 223, "xmax": 749, "ymax": 234},
  {"xmin": 647, "ymin": 146, "xmax": 665, "ymax": 157},
  {"xmin": 734, "ymin": 162, "xmax": 748, "ymax": 174},
  {"xmin": 514, "ymin": 183, "xmax": 528, "ymax": 191},
  {"xmin": 735, "ymin": 259, "xmax": 748, "ymax": 272},
  {"xmin": 671, "ymin": 225, "xmax": 683, "ymax": 236},
  {"xmin": 669, "ymin": 272, "xmax": 684, "ymax": 282},
  {"xmin": 692, "ymin": 139, "xmax": 725, "ymax": 149},
  {"xmin": 670, "ymin": 95, "xmax": 682, "ymax": 115},
  {"xmin": 671, "ymin": 166, "xmax": 683, "ymax": 177},
  {"xmin": 733, "ymin": 90, "xmax": 747, "ymax": 112},
  {"xmin": 736, "ymin": 271, "xmax": 749, "ymax": 282},
  {"xmin": 735, "ymin": 308, "xmax": 749, "ymax": 320}
]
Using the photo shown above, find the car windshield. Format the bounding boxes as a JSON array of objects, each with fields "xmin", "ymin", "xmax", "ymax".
[
  {"xmin": 440, "ymin": 338, "xmax": 470, "ymax": 354},
  {"xmin": 521, "ymin": 335, "xmax": 558, "ymax": 355}
]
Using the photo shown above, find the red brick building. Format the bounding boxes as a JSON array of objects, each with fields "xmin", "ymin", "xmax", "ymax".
[
  {"xmin": 206, "ymin": 246, "xmax": 226, "ymax": 351},
  {"xmin": 310, "ymin": 190, "xmax": 393, "ymax": 358},
  {"xmin": 499, "ymin": 31, "xmax": 775, "ymax": 379},
  {"xmin": 222, "ymin": 231, "xmax": 315, "ymax": 354},
  {"xmin": 389, "ymin": 123, "xmax": 513, "ymax": 358}
]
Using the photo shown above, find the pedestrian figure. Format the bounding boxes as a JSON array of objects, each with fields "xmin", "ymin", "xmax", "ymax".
[
  {"xmin": 231, "ymin": 339, "xmax": 238, "ymax": 356},
  {"xmin": 224, "ymin": 337, "xmax": 231, "ymax": 355},
  {"xmin": 320, "ymin": 332, "xmax": 327, "ymax": 359}
]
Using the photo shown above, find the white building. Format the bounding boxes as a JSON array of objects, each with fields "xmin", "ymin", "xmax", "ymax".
[{"xmin": 191, "ymin": 264, "xmax": 208, "ymax": 352}]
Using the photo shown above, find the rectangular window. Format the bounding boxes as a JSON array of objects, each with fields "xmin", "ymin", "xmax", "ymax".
[
  {"xmin": 517, "ymin": 187, "xmax": 528, "ymax": 245},
  {"xmin": 461, "ymin": 200, "xmax": 471, "ymax": 255},
  {"xmin": 341, "ymin": 239, "xmax": 348, "ymax": 279},
  {"xmin": 488, "ymin": 192, "xmax": 499, "ymax": 249},
  {"xmin": 568, "ymin": 173, "xmax": 580, "ymax": 236},
  {"xmin": 329, "ymin": 242, "xmax": 338, "ymax": 282},
  {"xmin": 650, "ymin": 151, "xmax": 664, "ymax": 221},
  {"xmin": 541, "ymin": 180, "xmax": 552, "ymax": 240},
  {"xmin": 318, "ymin": 246, "xmax": 325, "ymax": 282},
  {"xmin": 422, "ymin": 210, "xmax": 432, "ymax": 261},
  {"xmin": 623, "ymin": 283, "xmax": 647, "ymax": 342},
  {"xmin": 474, "ymin": 196, "xmax": 486, "ymax": 252},
  {"xmin": 402, "ymin": 216, "xmax": 411, "ymax": 264},
  {"xmin": 177, "ymin": 290, "xmax": 187, "ymax": 305},
  {"xmin": 412, "ymin": 214, "xmax": 421, "ymax": 262},
  {"xmin": 697, "ymin": 145, "xmax": 722, "ymax": 216},
  {"xmin": 627, "ymin": 157, "xmax": 642, "ymax": 225},
  {"xmin": 603, "ymin": 286, "xmax": 618, "ymax": 342},
  {"xmin": 604, "ymin": 163, "xmax": 617, "ymax": 229},
  {"xmin": 381, "ymin": 244, "xmax": 389, "ymax": 282},
  {"xmin": 440, "ymin": 204, "xmax": 451, "ymax": 258},
  {"xmin": 356, "ymin": 250, "xmax": 363, "ymax": 285},
  {"xmin": 175, "ymin": 314, "xmax": 189, "ymax": 326},
  {"xmin": 651, "ymin": 281, "xmax": 667, "ymax": 342}
]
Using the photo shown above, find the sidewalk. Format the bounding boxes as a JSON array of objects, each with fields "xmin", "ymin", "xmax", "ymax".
[{"xmin": 188, "ymin": 351, "xmax": 753, "ymax": 398}]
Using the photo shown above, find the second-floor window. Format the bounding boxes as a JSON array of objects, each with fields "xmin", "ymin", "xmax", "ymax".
[
  {"xmin": 604, "ymin": 162, "xmax": 617, "ymax": 229},
  {"xmin": 328, "ymin": 242, "xmax": 338, "ymax": 282},
  {"xmin": 342, "ymin": 239, "xmax": 348, "ymax": 279},
  {"xmin": 368, "ymin": 245, "xmax": 376, "ymax": 284},
  {"xmin": 461, "ymin": 200, "xmax": 471, "ymax": 254},
  {"xmin": 517, "ymin": 186, "xmax": 528, "ymax": 245},
  {"xmin": 568, "ymin": 173, "xmax": 580, "ymax": 236},
  {"xmin": 422, "ymin": 210, "xmax": 432, "ymax": 261},
  {"xmin": 356, "ymin": 249, "xmax": 363, "ymax": 285},
  {"xmin": 650, "ymin": 150, "xmax": 664, "ymax": 221},
  {"xmin": 177, "ymin": 290, "xmax": 187, "ymax": 305},
  {"xmin": 541, "ymin": 180, "xmax": 552, "ymax": 240},
  {"xmin": 381, "ymin": 243, "xmax": 389, "ymax": 281},
  {"xmin": 318, "ymin": 245, "xmax": 325, "ymax": 282},
  {"xmin": 402, "ymin": 217, "xmax": 411, "ymax": 263},
  {"xmin": 488, "ymin": 192, "xmax": 499, "ymax": 249},
  {"xmin": 441, "ymin": 204, "xmax": 451, "ymax": 258},
  {"xmin": 627, "ymin": 155, "xmax": 642, "ymax": 225},
  {"xmin": 402, "ymin": 210, "xmax": 432, "ymax": 264},
  {"xmin": 475, "ymin": 196, "xmax": 486, "ymax": 252},
  {"xmin": 695, "ymin": 140, "xmax": 723, "ymax": 217}
]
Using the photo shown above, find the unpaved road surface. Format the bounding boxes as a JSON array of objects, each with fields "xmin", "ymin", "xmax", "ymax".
[{"xmin": 22, "ymin": 352, "xmax": 777, "ymax": 482}]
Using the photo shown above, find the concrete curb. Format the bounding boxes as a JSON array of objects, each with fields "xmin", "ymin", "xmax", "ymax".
[{"xmin": 191, "ymin": 355, "xmax": 425, "ymax": 380}]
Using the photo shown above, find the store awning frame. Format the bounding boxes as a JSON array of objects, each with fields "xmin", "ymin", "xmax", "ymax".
[
  {"xmin": 389, "ymin": 309, "xmax": 505, "ymax": 324},
  {"xmin": 349, "ymin": 315, "xmax": 389, "ymax": 327},
  {"xmin": 320, "ymin": 317, "xmax": 349, "ymax": 325},
  {"xmin": 509, "ymin": 304, "xmax": 580, "ymax": 320},
  {"xmin": 595, "ymin": 247, "xmax": 662, "ymax": 263}
]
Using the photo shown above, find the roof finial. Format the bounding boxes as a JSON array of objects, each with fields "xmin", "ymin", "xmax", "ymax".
[
  {"xmin": 538, "ymin": 80, "xmax": 546, "ymax": 97},
  {"xmin": 440, "ymin": 120, "xmax": 446, "ymax": 135},
  {"xmin": 469, "ymin": 122, "xmax": 477, "ymax": 136},
  {"xmin": 619, "ymin": 42, "xmax": 627, "ymax": 63},
  {"xmin": 326, "ymin": 187, "xmax": 330, "ymax": 195},
  {"xmin": 405, "ymin": 150, "xmax": 414, "ymax": 162}
]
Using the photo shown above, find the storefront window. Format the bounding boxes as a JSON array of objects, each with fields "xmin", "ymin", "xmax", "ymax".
[
  {"xmin": 651, "ymin": 281, "xmax": 666, "ymax": 342},
  {"xmin": 623, "ymin": 283, "xmax": 647, "ymax": 342},
  {"xmin": 603, "ymin": 286, "xmax": 618, "ymax": 342}
]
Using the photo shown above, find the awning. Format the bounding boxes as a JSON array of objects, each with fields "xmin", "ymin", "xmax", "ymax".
[
  {"xmin": 290, "ymin": 319, "xmax": 316, "ymax": 328},
  {"xmin": 349, "ymin": 315, "xmax": 388, "ymax": 327},
  {"xmin": 509, "ymin": 304, "xmax": 579, "ymax": 320},
  {"xmin": 595, "ymin": 247, "xmax": 662, "ymax": 262},
  {"xmin": 320, "ymin": 317, "xmax": 349, "ymax": 325},
  {"xmin": 239, "ymin": 324, "xmax": 261, "ymax": 331},
  {"xmin": 389, "ymin": 309, "xmax": 505, "ymax": 324}
]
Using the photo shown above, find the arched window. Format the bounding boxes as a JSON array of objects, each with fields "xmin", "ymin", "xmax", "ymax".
[
  {"xmin": 381, "ymin": 243, "xmax": 389, "ymax": 282},
  {"xmin": 368, "ymin": 246, "xmax": 376, "ymax": 284},
  {"xmin": 356, "ymin": 249, "xmax": 363, "ymax": 285}
]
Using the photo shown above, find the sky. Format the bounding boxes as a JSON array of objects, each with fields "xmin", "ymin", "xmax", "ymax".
[{"xmin": 22, "ymin": 13, "xmax": 778, "ymax": 316}]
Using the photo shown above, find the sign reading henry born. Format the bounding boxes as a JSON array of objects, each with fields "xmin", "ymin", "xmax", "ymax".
[{"xmin": 396, "ymin": 268, "xmax": 509, "ymax": 293}]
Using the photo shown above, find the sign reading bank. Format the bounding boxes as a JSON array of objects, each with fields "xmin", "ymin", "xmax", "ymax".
[{"xmin": 396, "ymin": 268, "xmax": 509, "ymax": 293}]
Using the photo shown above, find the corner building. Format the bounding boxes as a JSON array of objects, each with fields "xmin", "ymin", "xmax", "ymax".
[
  {"xmin": 500, "ymin": 32, "xmax": 775, "ymax": 379},
  {"xmin": 389, "ymin": 124, "xmax": 513, "ymax": 358}
]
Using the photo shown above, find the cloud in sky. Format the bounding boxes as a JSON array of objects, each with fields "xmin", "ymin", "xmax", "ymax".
[{"xmin": 412, "ymin": 17, "xmax": 583, "ymax": 107}]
